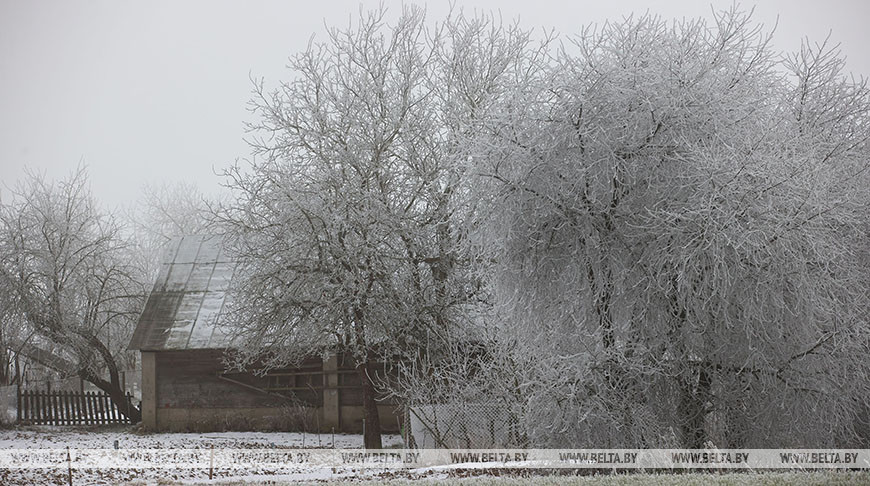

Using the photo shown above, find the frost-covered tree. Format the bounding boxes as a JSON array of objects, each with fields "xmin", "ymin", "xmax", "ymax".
[
  {"xmin": 470, "ymin": 9, "xmax": 870, "ymax": 448},
  {"xmin": 0, "ymin": 288, "xmax": 25, "ymax": 386},
  {"xmin": 0, "ymin": 168, "xmax": 145, "ymax": 422},
  {"xmin": 218, "ymin": 6, "xmax": 539, "ymax": 448},
  {"xmin": 126, "ymin": 181, "xmax": 218, "ymax": 281},
  {"xmin": 130, "ymin": 181, "xmax": 215, "ymax": 244}
]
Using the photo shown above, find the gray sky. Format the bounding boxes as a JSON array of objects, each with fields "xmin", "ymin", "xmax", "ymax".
[{"xmin": 1, "ymin": 0, "xmax": 868, "ymax": 210}]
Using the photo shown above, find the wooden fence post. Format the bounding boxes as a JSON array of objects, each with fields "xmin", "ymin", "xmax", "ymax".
[
  {"xmin": 51, "ymin": 391, "xmax": 58, "ymax": 425},
  {"xmin": 66, "ymin": 446, "xmax": 72, "ymax": 486},
  {"xmin": 62, "ymin": 391, "xmax": 70, "ymax": 426},
  {"xmin": 85, "ymin": 392, "xmax": 93, "ymax": 426},
  {"xmin": 24, "ymin": 390, "xmax": 31, "ymax": 424}
]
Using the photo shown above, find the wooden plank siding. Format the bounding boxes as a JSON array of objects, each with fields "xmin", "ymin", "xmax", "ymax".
[
  {"xmin": 155, "ymin": 349, "xmax": 286, "ymax": 409},
  {"xmin": 145, "ymin": 349, "xmax": 401, "ymax": 433}
]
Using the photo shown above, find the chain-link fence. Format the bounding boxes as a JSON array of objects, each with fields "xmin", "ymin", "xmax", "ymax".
[{"xmin": 407, "ymin": 402, "xmax": 524, "ymax": 448}]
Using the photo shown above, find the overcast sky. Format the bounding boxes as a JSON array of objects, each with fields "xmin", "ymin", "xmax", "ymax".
[{"xmin": 1, "ymin": 0, "xmax": 868, "ymax": 210}]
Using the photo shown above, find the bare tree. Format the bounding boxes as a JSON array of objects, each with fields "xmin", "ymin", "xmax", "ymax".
[
  {"xmin": 218, "ymin": 6, "xmax": 539, "ymax": 448},
  {"xmin": 130, "ymin": 181, "xmax": 214, "ymax": 243},
  {"xmin": 470, "ymin": 8, "xmax": 870, "ymax": 447},
  {"xmin": 0, "ymin": 292, "xmax": 25, "ymax": 386},
  {"xmin": 0, "ymin": 168, "xmax": 145, "ymax": 422},
  {"xmin": 126, "ymin": 180, "xmax": 218, "ymax": 281}
]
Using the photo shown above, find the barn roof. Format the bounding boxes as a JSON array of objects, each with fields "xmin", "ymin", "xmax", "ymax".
[{"xmin": 128, "ymin": 235, "xmax": 238, "ymax": 351}]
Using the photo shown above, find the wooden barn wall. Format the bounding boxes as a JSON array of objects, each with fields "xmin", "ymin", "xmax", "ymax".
[
  {"xmin": 155, "ymin": 349, "xmax": 286, "ymax": 409},
  {"xmin": 145, "ymin": 349, "xmax": 401, "ymax": 433}
]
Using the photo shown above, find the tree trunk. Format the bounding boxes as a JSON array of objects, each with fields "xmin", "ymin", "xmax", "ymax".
[
  {"xmin": 357, "ymin": 358, "xmax": 382, "ymax": 449},
  {"xmin": 0, "ymin": 352, "xmax": 10, "ymax": 386},
  {"xmin": 725, "ymin": 375, "xmax": 751, "ymax": 448},
  {"xmin": 83, "ymin": 332, "xmax": 142, "ymax": 423},
  {"xmin": 106, "ymin": 382, "xmax": 141, "ymax": 423},
  {"xmin": 80, "ymin": 367, "xmax": 142, "ymax": 423},
  {"xmin": 678, "ymin": 364, "xmax": 710, "ymax": 448},
  {"xmin": 668, "ymin": 291, "xmax": 710, "ymax": 448}
]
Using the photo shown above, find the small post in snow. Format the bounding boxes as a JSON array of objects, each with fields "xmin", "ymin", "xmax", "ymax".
[{"xmin": 66, "ymin": 446, "xmax": 72, "ymax": 486}]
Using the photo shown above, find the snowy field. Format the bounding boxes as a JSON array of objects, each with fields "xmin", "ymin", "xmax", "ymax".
[
  {"xmin": 0, "ymin": 425, "xmax": 404, "ymax": 450},
  {"xmin": 0, "ymin": 427, "xmax": 867, "ymax": 485},
  {"xmin": 0, "ymin": 425, "xmax": 407, "ymax": 485}
]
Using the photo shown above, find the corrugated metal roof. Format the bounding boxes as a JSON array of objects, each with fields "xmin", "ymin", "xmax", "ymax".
[{"xmin": 128, "ymin": 235, "xmax": 237, "ymax": 351}]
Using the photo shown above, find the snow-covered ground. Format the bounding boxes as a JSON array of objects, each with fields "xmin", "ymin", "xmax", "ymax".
[
  {"xmin": 6, "ymin": 428, "xmax": 867, "ymax": 485},
  {"xmin": 0, "ymin": 426, "xmax": 408, "ymax": 485},
  {"xmin": 0, "ymin": 426, "xmax": 403, "ymax": 449}
]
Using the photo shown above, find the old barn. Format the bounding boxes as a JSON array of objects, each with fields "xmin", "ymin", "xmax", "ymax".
[{"xmin": 128, "ymin": 235, "xmax": 401, "ymax": 433}]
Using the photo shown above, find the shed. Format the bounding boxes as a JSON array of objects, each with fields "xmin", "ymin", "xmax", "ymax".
[{"xmin": 128, "ymin": 235, "xmax": 401, "ymax": 433}]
